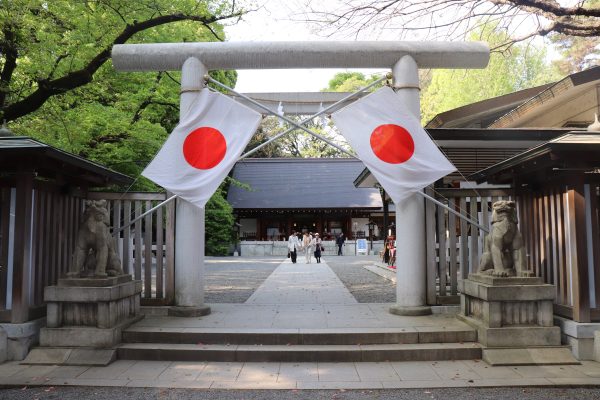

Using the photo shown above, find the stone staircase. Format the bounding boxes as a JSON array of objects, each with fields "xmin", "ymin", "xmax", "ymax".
[{"xmin": 117, "ymin": 326, "xmax": 482, "ymax": 362}]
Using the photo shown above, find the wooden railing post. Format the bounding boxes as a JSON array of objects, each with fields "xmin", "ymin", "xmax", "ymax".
[
  {"xmin": 11, "ymin": 173, "xmax": 34, "ymax": 323},
  {"xmin": 425, "ymin": 187, "xmax": 437, "ymax": 305}
]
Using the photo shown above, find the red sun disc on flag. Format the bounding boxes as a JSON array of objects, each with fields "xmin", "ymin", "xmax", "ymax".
[
  {"xmin": 370, "ymin": 124, "xmax": 415, "ymax": 164},
  {"xmin": 182, "ymin": 127, "xmax": 227, "ymax": 170}
]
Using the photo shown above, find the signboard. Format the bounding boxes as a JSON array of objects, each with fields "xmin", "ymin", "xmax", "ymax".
[{"xmin": 356, "ymin": 239, "xmax": 368, "ymax": 255}]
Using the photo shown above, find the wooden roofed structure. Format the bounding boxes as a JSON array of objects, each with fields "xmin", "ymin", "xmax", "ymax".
[
  {"xmin": 227, "ymin": 158, "xmax": 391, "ymax": 240},
  {"xmin": 0, "ymin": 137, "xmax": 132, "ymax": 324},
  {"xmin": 471, "ymin": 133, "xmax": 600, "ymax": 323}
]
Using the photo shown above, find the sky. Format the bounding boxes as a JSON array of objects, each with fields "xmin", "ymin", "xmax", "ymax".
[{"xmin": 223, "ymin": 1, "xmax": 386, "ymax": 92}]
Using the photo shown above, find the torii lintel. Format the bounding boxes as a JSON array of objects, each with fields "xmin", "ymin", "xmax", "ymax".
[{"xmin": 111, "ymin": 41, "xmax": 489, "ymax": 71}]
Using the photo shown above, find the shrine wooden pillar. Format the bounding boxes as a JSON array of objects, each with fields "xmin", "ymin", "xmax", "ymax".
[
  {"xmin": 11, "ymin": 172, "xmax": 35, "ymax": 323},
  {"xmin": 566, "ymin": 180, "xmax": 591, "ymax": 323}
]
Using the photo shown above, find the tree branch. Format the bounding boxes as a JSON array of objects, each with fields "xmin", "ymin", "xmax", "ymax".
[
  {"xmin": 491, "ymin": 0, "xmax": 600, "ymax": 18},
  {"xmin": 0, "ymin": 25, "xmax": 18, "ymax": 110},
  {"xmin": 2, "ymin": 10, "xmax": 245, "ymax": 122}
]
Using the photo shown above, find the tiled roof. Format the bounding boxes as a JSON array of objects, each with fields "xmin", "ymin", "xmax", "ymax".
[{"xmin": 228, "ymin": 158, "xmax": 382, "ymax": 209}]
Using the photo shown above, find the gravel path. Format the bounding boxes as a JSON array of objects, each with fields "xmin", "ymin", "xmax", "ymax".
[
  {"xmin": 2, "ymin": 386, "xmax": 599, "ymax": 400},
  {"xmin": 204, "ymin": 256, "xmax": 282, "ymax": 303},
  {"xmin": 203, "ymin": 256, "xmax": 395, "ymax": 304},
  {"xmin": 325, "ymin": 256, "xmax": 396, "ymax": 303}
]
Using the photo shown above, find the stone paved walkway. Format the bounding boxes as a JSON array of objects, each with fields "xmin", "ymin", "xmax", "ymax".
[
  {"xmin": 2, "ymin": 257, "xmax": 599, "ymax": 390},
  {"xmin": 2, "ymin": 359, "xmax": 600, "ymax": 389},
  {"xmin": 246, "ymin": 258, "xmax": 357, "ymax": 305}
]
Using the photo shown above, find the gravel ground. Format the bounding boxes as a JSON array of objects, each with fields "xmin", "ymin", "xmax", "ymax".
[
  {"xmin": 203, "ymin": 255, "xmax": 394, "ymax": 304},
  {"xmin": 1, "ymin": 386, "xmax": 599, "ymax": 400},
  {"xmin": 204, "ymin": 256, "xmax": 282, "ymax": 303},
  {"xmin": 324, "ymin": 255, "xmax": 396, "ymax": 303}
]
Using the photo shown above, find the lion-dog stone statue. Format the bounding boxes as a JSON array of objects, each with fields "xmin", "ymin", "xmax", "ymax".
[
  {"xmin": 68, "ymin": 200, "xmax": 123, "ymax": 278},
  {"xmin": 479, "ymin": 200, "xmax": 532, "ymax": 277}
]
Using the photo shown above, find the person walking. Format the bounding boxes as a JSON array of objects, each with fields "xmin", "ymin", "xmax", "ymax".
[
  {"xmin": 314, "ymin": 233, "xmax": 323, "ymax": 263},
  {"xmin": 303, "ymin": 232, "xmax": 314, "ymax": 264},
  {"xmin": 336, "ymin": 232, "xmax": 345, "ymax": 256},
  {"xmin": 288, "ymin": 230, "xmax": 300, "ymax": 264}
]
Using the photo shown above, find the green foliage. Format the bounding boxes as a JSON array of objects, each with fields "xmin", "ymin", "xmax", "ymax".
[
  {"xmin": 245, "ymin": 115, "xmax": 352, "ymax": 158},
  {"xmin": 0, "ymin": 0, "xmax": 244, "ymax": 253},
  {"xmin": 421, "ymin": 25, "xmax": 561, "ymax": 125},
  {"xmin": 205, "ymin": 188, "xmax": 235, "ymax": 256},
  {"xmin": 549, "ymin": 0, "xmax": 600, "ymax": 75},
  {"xmin": 2, "ymin": 0, "xmax": 240, "ymax": 190},
  {"xmin": 326, "ymin": 72, "xmax": 383, "ymax": 92}
]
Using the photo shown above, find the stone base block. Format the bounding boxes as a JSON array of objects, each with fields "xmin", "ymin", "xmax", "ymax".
[
  {"xmin": 45, "ymin": 278, "xmax": 142, "ymax": 329},
  {"xmin": 483, "ymin": 347, "xmax": 579, "ymax": 366},
  {"xmin": 389, "ymin": 305, "xmax": 432, "ymax": 316},
  {"xmin": 0, "ymin": 318, "xmax": 46, "ymax": 361},
  {"xmin": 57, "ymin": 274, "xmax": 131, "ymax": 287},
  {"xmin": 22, "ymin": 347, "xmax": 116, "ymax": 366},
  {"xmin": 595, "ymin": 331, "xmax": 600, "ymax": 362},
  {"xmin": 467, "ymin": 274, "xmax": 543, "ymax": 286},
  {"xmin": 168, "ymin": 305, "xmax": 211, "ymax": 317},
  {"xmin": 555, "ymin": 316, "xmax": 600, "ymax": 360},
  {"xmin": 458, "ymin": 315, "xmax": 560, "ymax": 347},
  {"xmin": 40, "ymin": 315, "xmax": 143, "ymax": 348}
]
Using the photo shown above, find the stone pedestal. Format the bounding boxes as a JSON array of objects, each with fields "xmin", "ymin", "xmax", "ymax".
[
  {"xmin": 23, "ymin": 275, "xmax": 142, "ymax": 366},
  {"xmin": 458, "ymin": 274, "xmax": 577, "ymax": 365},
  {"xmin": 458, "ymin": 274, "xmax": 559, "ymax": 347}
]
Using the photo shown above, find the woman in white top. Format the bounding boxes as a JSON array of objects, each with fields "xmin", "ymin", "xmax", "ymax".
[
  {"xmin": 288, "ymin": 231, "xmax": 301, "ymax": 264},
  {"xmin": 302, "ymin": 232, "xmax": 315, "ymax": 264}
]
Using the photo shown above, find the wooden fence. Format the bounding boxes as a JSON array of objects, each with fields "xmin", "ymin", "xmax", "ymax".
[
  {"xmin": 426, "ymin": 188, "xmax": 513, "ymax": 305},
  {"xmin": 0, "ymin": 180, "xmax": 86, "ymax": 323},
  {"xmin": 3, "ymin": 184, "xmax": 597, "ymax": 322},
  {"xmin": 517, "ymin": 182, "xmax": 600, "ymax": 322},
  {"xmin": 87, "ymin": 192, "xmax": 175, "ymax": 306}
]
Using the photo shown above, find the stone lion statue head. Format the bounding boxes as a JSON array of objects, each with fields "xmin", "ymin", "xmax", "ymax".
[{"xmin": 491, "ymin": 200, "xmax": 518, "ymax": 224}]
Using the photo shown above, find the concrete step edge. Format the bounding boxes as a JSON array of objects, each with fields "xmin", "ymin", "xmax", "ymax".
[
  {"xmin": 121, "ymin": 329, "xmax": 477, "ymax": 345},
  {"xmin": 117, "ymin": 342, "xmax": 482, "ymax": 362}
]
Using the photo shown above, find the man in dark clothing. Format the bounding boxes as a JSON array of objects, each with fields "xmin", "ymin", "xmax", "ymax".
[
  {"xmin": 336, "ymin": 232, "xmax": 345, "ymax": 255},
  {"xmin": 288, "ymin": 230, "xmax": 300, "ymax": 263}
]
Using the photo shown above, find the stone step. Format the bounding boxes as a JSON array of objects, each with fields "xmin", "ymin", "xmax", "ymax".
[
  {"xmin": 122, "ymin": 327, "xmax": 476, "ymax": 346},
  {"xmin": 483, "ymin": 346, "xmax": 580, "ymax": 366},
  {"xmin": 117, "ymin": 342, "xmax": 482, "ymax": 363}
]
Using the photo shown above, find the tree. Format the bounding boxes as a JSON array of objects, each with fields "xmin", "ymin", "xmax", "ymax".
[
  {"xmin": 1, "ymin": 1, "xmax": 244, "ymax": 252},
  {"xmin": 205, "ymin": 188, "xmax": 235, "ymax": 256},
  {"xmin": 2, "ymin": 0, "xmax": 244, "ymax": 189},
  {"xmin": 421, "ymin": 26, "xmax": 560, "ymax": 124},
  {"xmin": 321, "ymin": 26, "xmax": 560, "ymax": 125},
  {"xmin": 550, "ymin": 0, "xmax": 600, "ymax": 74},
  {"xmin": 302, "ymin": 0, "xmax": 600, "ymax": 51},
  {"xmin": 0, "ymin": 0, "xmax": 247, "ymax": 122},
  {"xmin": 325, "ymin": 72, "xmax": 381, "ymax": 92},
  {"xmin": 244, "ymin": 115, "xmax": 352, "ymax": 158}
]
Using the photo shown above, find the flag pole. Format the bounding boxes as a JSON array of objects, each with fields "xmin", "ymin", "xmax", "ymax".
[
  {"xmin": 113, "ymin": 194, "xmax": 178, "ymax": 234},
  {"xmin": 417, "ymin": 191, "xmax": 489, "ymax": 233}
]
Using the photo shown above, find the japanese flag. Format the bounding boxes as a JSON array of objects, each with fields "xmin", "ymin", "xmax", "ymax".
[
  {"xmin": 332, "ymin": 87, "xmax": 455, "ymax": 204},
  {"xmin": 143, "ymin": 89, "xmax": 261, "ymax": 208}
]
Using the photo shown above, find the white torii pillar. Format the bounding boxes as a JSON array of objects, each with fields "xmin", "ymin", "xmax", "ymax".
[
  {"xmin": 170, "ymin": 57, "xmax": 211, "ymax": 317},
  {"xmin": 389, "ymin": 56, "xmax": 430, "ymax": 316},
  {"xmin": 111, "ymin": 41, "xmax": 489, "ymax": 315}
]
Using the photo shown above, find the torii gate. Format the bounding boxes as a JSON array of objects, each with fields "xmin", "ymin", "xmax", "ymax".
[{"xmin": 112, "ymin": 41, "xmax": 489, "ymax": 317}]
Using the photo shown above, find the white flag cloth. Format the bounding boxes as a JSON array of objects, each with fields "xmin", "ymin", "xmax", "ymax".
[
  {"xmin": 143, "ymin": 89, "xmax": 261, "ymax": 208},
  {"xmin": 332, "ymin": 87, "xmax": 455, "ymax": 204}
]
